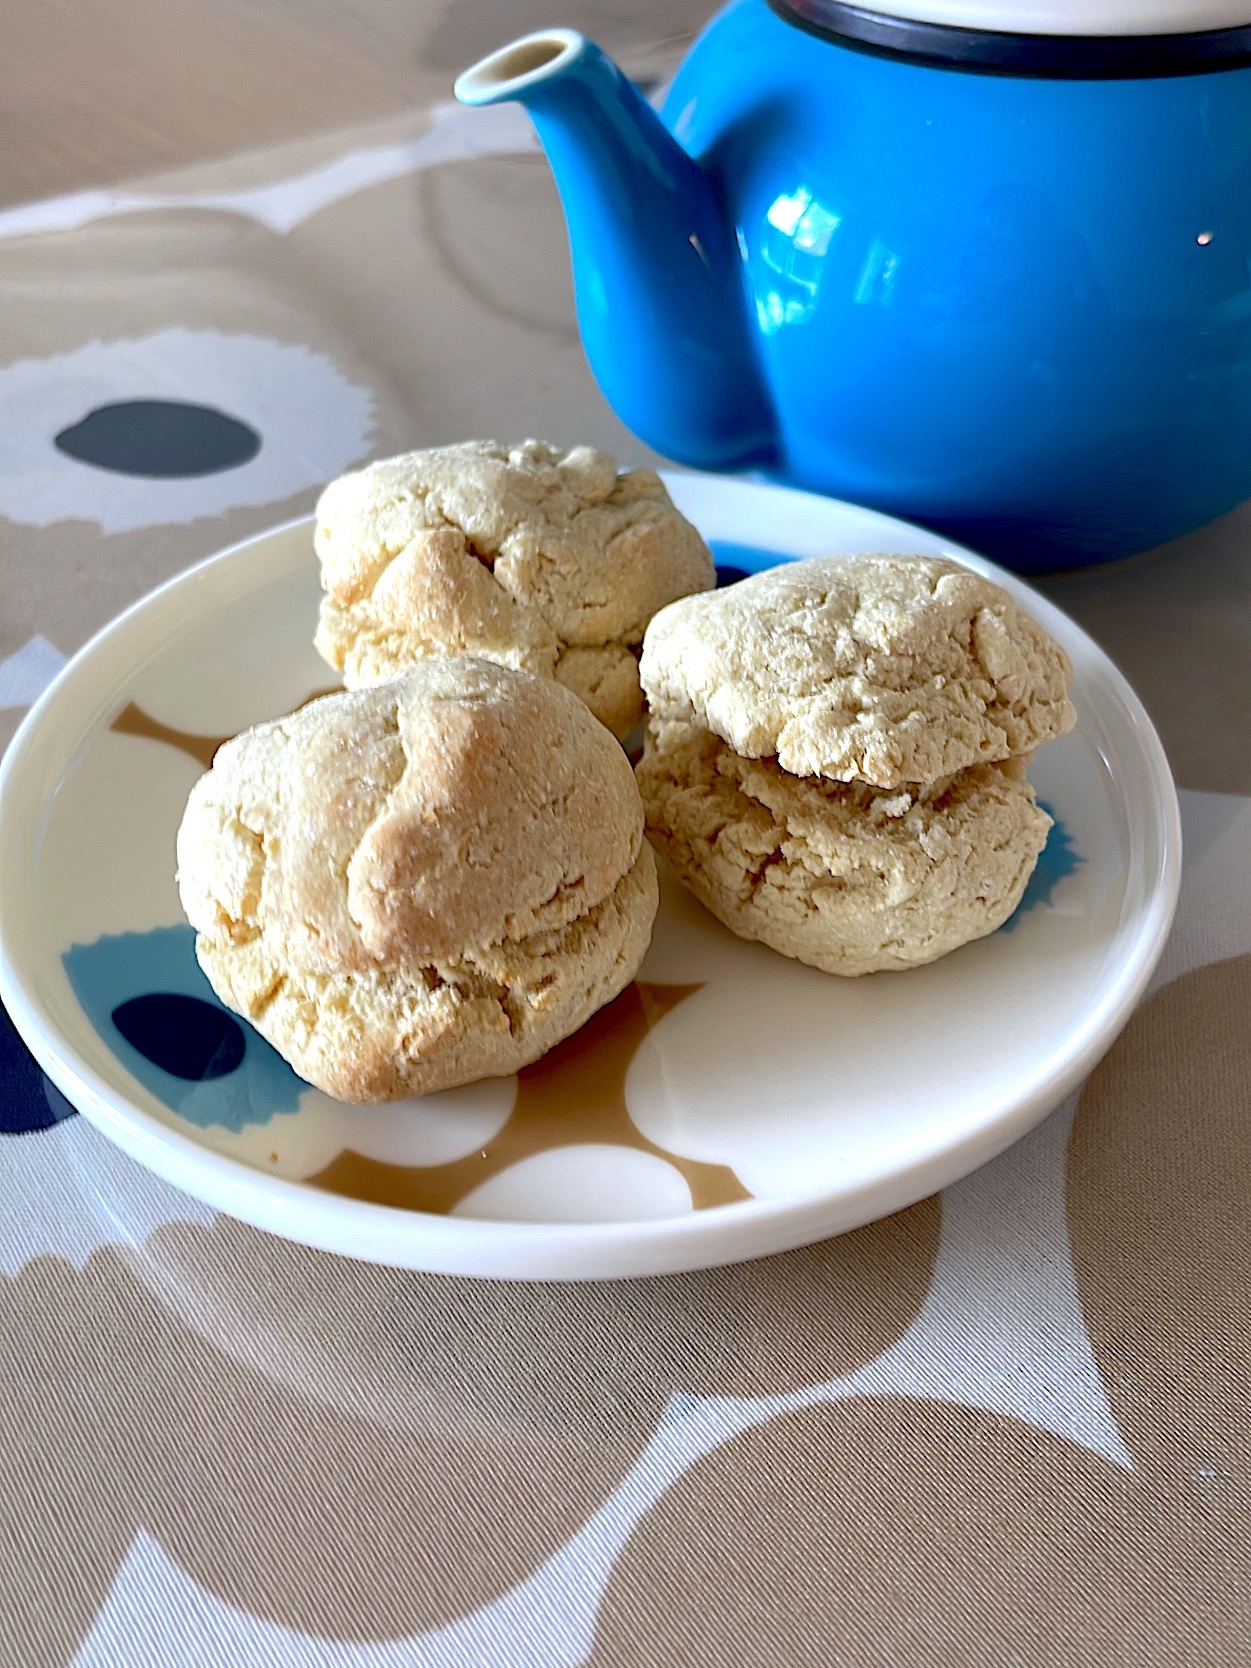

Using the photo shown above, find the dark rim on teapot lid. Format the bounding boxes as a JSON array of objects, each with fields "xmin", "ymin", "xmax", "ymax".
[{"xmin": 769, "ymin": 0, "xmax": 1251, "ymax": 76}]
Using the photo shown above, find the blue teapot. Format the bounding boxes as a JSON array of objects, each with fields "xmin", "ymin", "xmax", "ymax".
[{"xmin": 456, "ymin": 2, "xmax": 1251, "ymax": 570}]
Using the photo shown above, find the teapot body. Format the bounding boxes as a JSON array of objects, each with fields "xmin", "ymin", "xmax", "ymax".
[{"xmin": 665, "ymin": 0, "xmax": 1251, "ymax": 568}]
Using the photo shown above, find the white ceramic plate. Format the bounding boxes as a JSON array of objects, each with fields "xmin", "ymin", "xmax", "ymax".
[{"xmin": 0, "ymin": 475, "xmax": 1181, "ymax": 1280}]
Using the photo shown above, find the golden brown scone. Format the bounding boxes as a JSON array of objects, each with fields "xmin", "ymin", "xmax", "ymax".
[
  {"xmin": 314, "ymin": 439, "xmax": 715, "ymax": 740},
  {"xmin": 176, "ymin": 659, "xmax": 658, "ymax": 1101},
  {"xmin": 641, "ymin": 555, "xmax": 1075, "ymax": 788},
  {"xmin": 638, "ymin": 721, "xmax": 1051, "ymax": 976}
]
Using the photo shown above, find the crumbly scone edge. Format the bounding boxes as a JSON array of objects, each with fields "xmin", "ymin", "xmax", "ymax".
[{"xmin": 637, "ymin": 721, "xmax": 1052, "ymax": 976}]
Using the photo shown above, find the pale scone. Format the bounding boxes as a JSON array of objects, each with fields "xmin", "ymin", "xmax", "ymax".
[
  {"xmin": 638, "ymin": 722, "xmax": 1051, "ymax": 976},
  {"xmin": 641, "ymin": 554, "xmax": 1075, "ymax": 789},
  {"xmin": 177, "ymin": 658, "xmax": 658, "ymax": 1101},
  {"xmin": 638, "ymin": 555, "xmax": 1076, "ymax": 976},
  {"xmin": 314, "ymin": 439, "xmax": 714, "ymax": 740}
]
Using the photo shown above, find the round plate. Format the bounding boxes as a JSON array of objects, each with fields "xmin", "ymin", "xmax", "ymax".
[{"xmin": 0, "ymin": 475, "xmax": 1181, "ymax": 1280}]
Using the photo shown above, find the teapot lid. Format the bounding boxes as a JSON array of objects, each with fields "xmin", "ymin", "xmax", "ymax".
[
  {"xmin": 859, "ymin": 0, "xmax": 1251, "ymax": 29},
  {"xmin": 774, "ymin": 0, "xmax": 1251, "ymax": 74}
]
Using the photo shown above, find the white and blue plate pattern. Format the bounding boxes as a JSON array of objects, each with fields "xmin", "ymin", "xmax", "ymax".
[{"xmin": 0, "ymin": 476, "xmax": 1181, "ymax": 1278}]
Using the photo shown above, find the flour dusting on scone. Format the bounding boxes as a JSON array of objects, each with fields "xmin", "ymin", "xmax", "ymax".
[
  {"xmin": 177, "ymin": 659, "xmax": 658, "ymax": 1101},
  {"xmin": 638, "ymin": 555, "xmax": 1076, "ymax": 976},
  {"xmin": 314, "ymin": 440, "xmax": 714, "ymax": 740},
  {"xmin": 641, "ymin": 554, "xmax": 1075, "ymax": 788}
]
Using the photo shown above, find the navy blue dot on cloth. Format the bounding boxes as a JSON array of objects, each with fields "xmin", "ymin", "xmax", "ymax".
[
  {"xmin": 111, "ymin": 994, "xmax": 246, "ymax": 1081},
  {"xmin": 55, "ymin": 399, "xmax": 261, "ymax": 478},
  {"xmin": 0, "ymin": 999, "xmax": 76, "ymax": 1135}
]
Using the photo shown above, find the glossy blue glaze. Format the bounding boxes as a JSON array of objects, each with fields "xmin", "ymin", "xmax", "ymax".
[
  {"xmin": 468, "ymin": 36, "xmax": 776, "ymax": 469},
  {"xmin": 459, "ymin": 6, "xmax": 1251, "ymax": 569}
]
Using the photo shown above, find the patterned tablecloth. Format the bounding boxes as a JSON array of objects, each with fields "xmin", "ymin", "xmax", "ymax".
[{"xmin": 2, "ymin": 72, "xmax": 1251, "ymax": 1668}]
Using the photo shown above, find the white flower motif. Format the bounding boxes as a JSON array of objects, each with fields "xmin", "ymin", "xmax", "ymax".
[
  {"xmin": 0, "ymin": 1112, "xmax": 212, "ymax": 1277},
  {"xmin": 0, "ymin": 328, "xmax": 375, "ymax": 533},
  {"xmin": 0, "ymin": 635, "xmax": 66, "ymax": 708}
]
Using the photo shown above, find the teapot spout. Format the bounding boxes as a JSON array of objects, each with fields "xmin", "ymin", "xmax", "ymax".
[{"xmin": 456, "ymin": 31, "xmax": 776, "ymax": 471}]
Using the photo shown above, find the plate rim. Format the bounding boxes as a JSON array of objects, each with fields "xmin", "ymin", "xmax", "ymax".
[{"xmin": 0, "ymin": 476, "xmax": 1183, "ymax": 1279}]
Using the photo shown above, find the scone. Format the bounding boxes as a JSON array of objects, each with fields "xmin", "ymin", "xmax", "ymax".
[
  {"xmin": 638, "ymin": 555, "xmax": 1076, "ymax": 975},
  {"xmin": 638, "ymin": 722, "xmax": 1051, "ymax": 975},
  {"xmin": 641, "ymin": 554, "xmax": 1075, "ymax": 788},
  {"xmin": 176, "ymin": 658, "xmax": 658, "ymax": 1101},
  {"xmin": 313, "ymin": 439, "xmax": 715, "ymax": 740}
]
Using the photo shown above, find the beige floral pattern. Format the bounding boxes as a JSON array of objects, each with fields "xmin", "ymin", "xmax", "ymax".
[
  {"xmin": 584, "ymin": 957, "xmax": 1251, "ymax": 1665},
  {"xmin": 589, "ymin": 1399, "xmax": 1193, "ymax": 1667},
  {"xmin": 0, "ymin": 1198, "xmax": 938, "ymax": 1665}
]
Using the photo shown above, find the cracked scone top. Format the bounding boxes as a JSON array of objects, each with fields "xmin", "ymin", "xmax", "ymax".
[
  {"xmin": 176, "ymin": 658, "xmax": 658, "ymax": 1102},
  {"xmin": 641, "ymin": 555, "xmax": 1075, "ymax": 788},
  {"xmin": 314, "ymin": 439, "xmax": 715, "ymax": 741}
]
